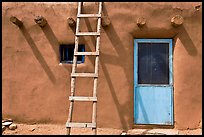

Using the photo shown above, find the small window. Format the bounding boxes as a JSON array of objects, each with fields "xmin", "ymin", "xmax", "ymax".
[{"xmin": 60, "ymin": 44, "xmax": 85, "ymax": 64}]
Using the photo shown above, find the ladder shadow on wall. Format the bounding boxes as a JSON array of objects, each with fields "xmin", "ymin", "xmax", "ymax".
[
  {"xmin": 100, "ymin": 22, "xmax": 133, "ymax": 130},
  {"xmin": 19, "ymin": 24, "xmax": 56, "ymax": 84},
  {"xmin": 82, "ymin": 4, "xmax": 133, "ymax": 130},
  {"xmin": 69, "ymin": 20, "xmax": 96, "ymax": 67}
]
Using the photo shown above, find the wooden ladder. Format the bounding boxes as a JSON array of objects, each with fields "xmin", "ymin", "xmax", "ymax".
[{"xmin": 66, "ymin": 2, "xmax": 102, "ymax": 135}]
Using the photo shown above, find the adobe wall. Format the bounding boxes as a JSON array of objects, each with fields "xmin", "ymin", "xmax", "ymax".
[{"xmin": 2, "ymin": 2, "xmax": 202, "ymax": 130}]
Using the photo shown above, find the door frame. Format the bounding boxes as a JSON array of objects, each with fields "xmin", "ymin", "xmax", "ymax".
[{"xmin": 133, "ymin": 38, "xmax": 174, "ymax": 126}]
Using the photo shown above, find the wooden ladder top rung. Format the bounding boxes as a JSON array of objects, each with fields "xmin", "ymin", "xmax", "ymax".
[
  {"xmin": 66, "ymin": 122, "xmax": 96, "ymax": 128},
  {"xmin": 71, "ymin": 73, "xmax": 98, "ymax": 78},
  {"xmin": 77, "ymin": 14, "xmax": 101, "ymax": 18},
  {"xmin": 74, "ymin": 51, "xmax": 99, "ymax": 56},
  {"xmin": 69, "ymin": 96, "xmax": 97, "ymax": 101},
  {"xmin": 76, "ymin": 32, "xmax": 100, "ymax": 36}
]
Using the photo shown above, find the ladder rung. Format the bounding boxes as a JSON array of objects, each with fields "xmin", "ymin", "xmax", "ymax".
[
  {"xmin": 77, "ymin": 14, "xmax": 101, "ymax": 18},
  {"xmin": 76, "ymin": 32, "xmax": 100, "ymax": 36},
  {"xmin": 66, "ymin": 122, "xmax": 96, "ymax": 128},
  {"xmin": 74, "ymin": 51, "xmax": 99, "ymax": 56},
  {"xmin": 69, "ymin": 96, "xmax": 97, "ymax": 101},
  {"xmin": 71, "ymin": 73, "xmax": 98, "ymax": 78}
]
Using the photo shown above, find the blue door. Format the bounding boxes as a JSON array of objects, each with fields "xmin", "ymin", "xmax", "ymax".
[{"xmin": 134, "ymin": 39, "xmax": 173, "ymax": 125}]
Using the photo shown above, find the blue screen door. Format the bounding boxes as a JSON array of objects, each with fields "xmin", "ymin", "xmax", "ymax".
[{"xmin": 134, "ymin": 39, "xmax": 173, "ymax": 125}]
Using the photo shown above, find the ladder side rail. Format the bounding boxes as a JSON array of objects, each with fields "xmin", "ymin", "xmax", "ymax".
[
  {"xmin": 91, "ymin": 2, "xmax": 103, "ymax": 135},
  {"xmin": 98, "ymin": 2, "xmax": 103, "ymax": 15},
  {"xmin": 67, "ymin": 2, "xmax": 103, "ymax": 135},
  {"xmin": 66, "ymin": 2, "xmax": 82, "ymax": 135},
  {"xmin": 67, "ymin": 38, "xmax": 79, "ymax": 135}
]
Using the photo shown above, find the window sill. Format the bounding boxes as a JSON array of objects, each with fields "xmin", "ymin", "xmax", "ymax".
[{"xmin": 59, "ymin": 62, "xmax": 84, "ymax": 66}]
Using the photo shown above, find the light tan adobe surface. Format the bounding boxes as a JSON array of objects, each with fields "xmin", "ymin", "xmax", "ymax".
[
  {"xmin": 2, "ymin": 123, "xmax": 202, "ymax": 135},
  {"xmin": 2, "ymin": 2, "xmax": 202, "ymax": 130}
]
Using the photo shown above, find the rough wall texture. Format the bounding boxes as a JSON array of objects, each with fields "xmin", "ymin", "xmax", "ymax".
[{"xmin": 2, "ymin": 2, "xmax": 202, "ymax": 130}]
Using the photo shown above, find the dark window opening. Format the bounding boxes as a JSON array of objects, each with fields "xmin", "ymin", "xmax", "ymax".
[
  {"xmin": 60, "ymin": 44, "xmax": 85, "ymax": 64},
  {"xmin": 138, "ymin": 42, "xmax": 169, "ymax": 84}
]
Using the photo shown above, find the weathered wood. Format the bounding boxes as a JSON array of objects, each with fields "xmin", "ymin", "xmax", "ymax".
[
  {"xmin": 92, "ymin": 78, "xmax": 98, "ymax": 135},
  {"xmin": 71, "ymin": 73, "xmax": 98, "ymax": 78},
  {"xmin": 91, "ymin": 3, "xmax": 102, "ymax": 135},
  {"xmin": 101, "ymin": 16, "xmax": 110, "ymax": 27},
  {"xmin": 34, "ymin": 16, "xmax": 47, "ymax": 27},
  {"xmin": 171, "ymin": 15, "xmax": 184, "ymax": 27},
  {"xmin": 77, "ymin": 2, "xmax": 82, "ymax": 16},
  {"xmin": 67, "ymin": 17, "xmax": 76, "ymax": 27},
  {"xmin": 74, "ymin": 51, "xmax": 99, "ymax": 56},
  {"xmin": 195, "ymin": 4, "xmax": 201, "ymax": 11},
  {"xmin": 76, "ymin": 32, "xmax": 100, "ymax": 36},
  {"xmin": 66, "ymin": 25, "xmax": 80, "ymax": 136},
  {"xmin": 75, "ymin": 17, "xmax": 80, "ymax": 34},
  {"xmin": 10, "ymin": 16, "xmax": 23, "ymax": 27},
  {"xmin": 137, "ymin": 17, "xmax": 146, "ymax": 27},
  {"xmin": 66, "ymin": 122, "xmax": 96, "ymax": 128},
  {"xmin": 67, "ymin": 2, "xmax": 102, "ymax": 135},
  {"xmin": 66, "ymin": 3, "xmax": 82, "ymax": 134},
  {"xmin": 69, "ymin": 96, "xmax": 97, "ymax": 101},
  {"xmin": 78, "ymin": 14, "xmax": 101, "ymax": 18},
  {"xmin": 98, "ymin": 2, "xmax": 103, "ymax": 15}
]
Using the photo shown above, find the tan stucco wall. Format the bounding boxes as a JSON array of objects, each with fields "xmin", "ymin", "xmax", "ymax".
[{"xmin": 2, "ymin": 2, "xmax": 202, "ymax": 130}]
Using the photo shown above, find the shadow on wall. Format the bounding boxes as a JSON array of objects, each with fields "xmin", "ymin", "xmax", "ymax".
[
  {"xmin": 18, "ymin": 24, "xmax": 56, "ymax": 84},
  {"xmin": 99, "ymin": 4, "xmax": 197, "ymax": 130},
  {"xmin": 68, "ymin": 19, "xmax": 95, "ymax": 66},
  {"xmin": 174, "ymin": 25, "xmax": 197, "ymax": 56},
  {"xmin": 77, "ymin": 3, "xmax": 198, "ymax": 130},
  {"xmin": 101, "ymin": 21, "xmax": 133, "ymax": 130},
  {"xmin": 80, "ymin": 4, "xmax": 134, "ymax": 130},
  {"xmin": 135, "ymin": 91, "xmax": 149, "ymax": 124},
  {"xmin": 40, "ymin": 23, "xmax": 60, "ymax": 61},
  {"xmin": 38, "ymin": 23, "xmax": 72, "ymax": 73}
]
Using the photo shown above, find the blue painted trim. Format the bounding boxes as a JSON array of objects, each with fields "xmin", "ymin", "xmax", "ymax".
[
  {"xmin": 134, "ymin": 38, "xmax": 174, "ymax": 125},
  {"xmin": 169, "ymin": 40, "xmax": 173, "ymax": 85},
  {"xmin": 134, "ymin": 38, "xmax": 172, "ymax": 43},
  {"xmin": 138, "ymin": 84, "xmax": 171, "ymax": 87},
  {"xmin": 81, "ymin": 45, "xmax": 85, "ymax": 63},
  {"xmin": 133, "ymin": 39, "xmax": 138, "ymax": 124},
  {"xmin": 76, "ymin": 45, "xmax": 85, "ymax": 64}
]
